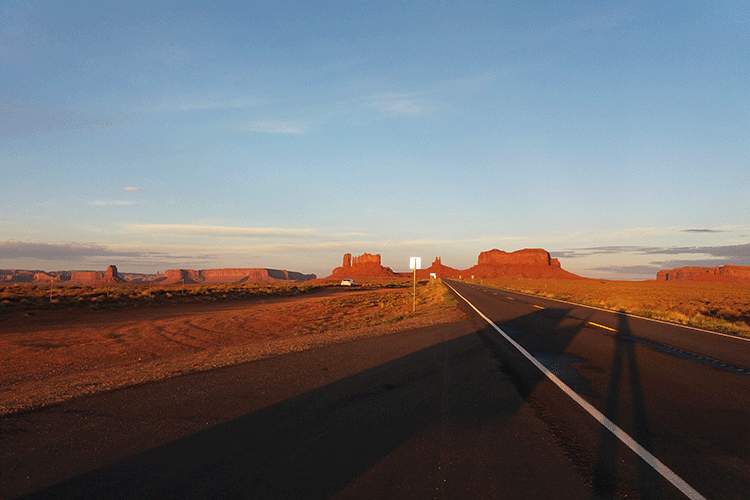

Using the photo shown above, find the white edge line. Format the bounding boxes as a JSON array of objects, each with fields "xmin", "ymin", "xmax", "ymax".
[
  {"xmin": 463, "ymin": 281, "xmax": 750, "ymax": 343},
  {"xmin": 445, "ymin": 282, "xmax": 707, "ymax": 500}
]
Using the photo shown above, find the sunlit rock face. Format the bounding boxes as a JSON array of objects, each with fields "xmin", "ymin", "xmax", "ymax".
[
  {"xmin": 327, "ymin": 249, "xmax": 580, "ymax": 280},
  {"xmin": 329, "ymin": 253, "xmax": 399, "ymax": 278},
  {"xmin": 657, "ymin": 265, "xmax": 750, "ymax": 284}
]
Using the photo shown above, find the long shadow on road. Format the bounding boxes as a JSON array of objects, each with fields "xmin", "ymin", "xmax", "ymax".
[
  {"xmin": 15, "ymin": 334, "xmax": 464, "ymax": 499},
  {"xmin": 446, "ymin": 282, "xmax": 671, "ymax": 499},
  {"xmin": 10, "ymin": 285, "xmax": 674, "ymax": 500},
  {"xmin": 593, "ymin": 312, "xmax": 658, "ymax": 498}
]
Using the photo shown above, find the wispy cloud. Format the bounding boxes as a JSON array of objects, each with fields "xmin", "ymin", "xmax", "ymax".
[
  {"xmin": 0, "ymin": 240, "xmax": 217, "ymax": 268},
  {"xmin": 89, "ymin": 200, "xmax": 139, "ymax": 207},
  {"xmin": 124, "ymin": 187, "xmax": 141, "ymax": 191},
  {"xmin": 556, "ymin": 243, "xmax": 749, "ymax": 260},
  {"xmin": 236, "ymin": 120, "xmax": 306, "ymax": 134},
  {"xmin": 144, "ymin": 97, "xmax": 265, "ymax": 113},
  {"xmin": 128, "ymin": 224, "xmax": 317, "ymax": 238},
  {"xmin": 0, "ymin": 241, "xmax": 139, "ymax": 261},
  {"xmin": 682, "ymin": 228, "xmax": 727, "ymax": 233},
  {"xmin": 554, "ymin": 243, "xmax": 750, "ymax": 277},
  {"xmin": 364, "ymin": 92, "xmax": 430, "ymax": 117},
  {"xmin": 0, "ymin": 100, "xmax": 130, "ymax": 138}
]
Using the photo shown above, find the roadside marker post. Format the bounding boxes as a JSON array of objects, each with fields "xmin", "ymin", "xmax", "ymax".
[{"xmin": 410, "ymin": 257, "xmax": 421, "ymax": 312}]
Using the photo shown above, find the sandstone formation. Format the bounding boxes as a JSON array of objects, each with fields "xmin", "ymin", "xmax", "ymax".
[
  {"xmin": 1, "ymin": 266, "xmax": 315, "ymax": 285},
  {"xmin": 656, "ymin": 265, "xmax": 750, "ymax": 284},
  {"xmin": 156, "ymin": 268, "xmax": 316, "ymax": 285},
  {"xmin": 465, "ymin": 248, "xmax": 577, "ymax": 279},
  {"xmin": 328, "ymin": 253, "xmax": 399, "ymax": 278},
  {"xmin": 326, "ymin": 249, "xmax": 580, "ymax": 280},
  {"xmin": 415, "ymin": 257, "xmax": 461, "ymax": 279},
  {"xmin": 102, "ymin": 265, "xmax": 124, "ymax": 283},
  {"xmin": 1, "ymin": 270, "xmax": 40, "ymax": 283},
  {"xmin": 70, "ymin": 271, "xmax": 105, "ymax": 283}
]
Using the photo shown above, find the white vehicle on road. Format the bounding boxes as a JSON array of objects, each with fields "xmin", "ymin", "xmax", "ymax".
[{"xmin": 340, "ymin": 279, "xmax": 355, "ymax": 286}]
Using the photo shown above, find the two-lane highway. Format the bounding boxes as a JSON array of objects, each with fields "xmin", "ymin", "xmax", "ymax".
[
  {"xmin": 444, "ymin": 279, "xmax": 750, "ymax": 500},
  {"xmin": 1, "ymin": 281, "xmax": 747, "ymax": 499}
]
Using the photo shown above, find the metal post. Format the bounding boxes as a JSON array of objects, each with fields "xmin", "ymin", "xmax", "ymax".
[{"xmin": 413, "ymin": 267, "xmax": 416, "ymax": 312}]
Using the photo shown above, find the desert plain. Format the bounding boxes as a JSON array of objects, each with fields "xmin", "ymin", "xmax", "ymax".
[{"xmin": 2, "ymin": 249, "xmax": 749, "ymax": 418}]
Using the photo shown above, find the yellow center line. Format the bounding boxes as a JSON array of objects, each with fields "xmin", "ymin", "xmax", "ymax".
[
  {"xmin": 589, "ymin": 322, "xmax": 617, "ymax": 332},
  {"xmin": 533, "ymin": 305, "xmax": 544, "ymax": 309}
]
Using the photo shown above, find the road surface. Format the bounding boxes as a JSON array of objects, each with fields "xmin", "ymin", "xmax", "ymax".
[{"xmin": 1, "ymin": 280, "xmax": 748, "ymax": 499}]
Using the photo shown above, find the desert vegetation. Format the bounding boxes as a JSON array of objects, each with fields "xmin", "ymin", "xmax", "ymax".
[
  {"xmin": 467, "ymin": 278, "xmax": 750, "ymax": 338},
  {"xmin": 0, "ymin": 281, "xmax": 325, "ymax": 314},
  {"xmin": 1, "ymin": 278, "xmax": 459, "ymax": 415}
]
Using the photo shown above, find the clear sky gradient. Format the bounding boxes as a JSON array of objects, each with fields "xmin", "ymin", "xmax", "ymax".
[{"xmin": 2, "ymin": 1, "xmax": 748, "ymax": 279}]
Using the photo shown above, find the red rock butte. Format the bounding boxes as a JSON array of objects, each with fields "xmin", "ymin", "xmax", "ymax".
[
  {"xmin": 1, "ymin": 266, "xmax": 316, "ymax": 285},
  {"xmin": 156, "ymin": 268, "xmax": 316, "ymax": 285},
  {"xmin": 327, "ymin": 249, "xmax": 580, "ymax": 280},
  {"xmin": 328, "ymin": 253, "xmax": 399, "ymax": 278},
  {"xmin": 656, "ymin": 265, "xmax": 750, "ymax": 284}
]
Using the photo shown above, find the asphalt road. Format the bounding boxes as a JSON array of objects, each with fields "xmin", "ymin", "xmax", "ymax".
[
  {"xmin": 443, "ymin": 279, "xmax": 750, "ymax": 500},
  {"xmin": 1, "ymin": 281, "xmax": 748, "ymax": 499}
]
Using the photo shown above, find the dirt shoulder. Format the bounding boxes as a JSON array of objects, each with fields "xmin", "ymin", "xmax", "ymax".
[{"xmin": 1, "ymin": 284, "xmax": 465, "ymax": 416}]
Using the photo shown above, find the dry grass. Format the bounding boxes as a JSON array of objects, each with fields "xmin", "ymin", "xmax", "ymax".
[
  {"xmin": 0, "ymin": 279, "xmax": 461, "ymax": 415},
  {"xmin": 299, "ymin": 279, "xmax": 455, "ymax": 334},
  {"xmin": 0, "ymin": 281, "xmax": 326, "ymax": 314},
  {"xmin": 466, "ymin": 278, "xmax": 750, "ymax": 338}
]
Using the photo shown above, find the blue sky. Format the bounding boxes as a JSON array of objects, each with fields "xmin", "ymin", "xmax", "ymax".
[{"xmin": 2, "ymin": 0, "xmax": 748, "ymax": 279}]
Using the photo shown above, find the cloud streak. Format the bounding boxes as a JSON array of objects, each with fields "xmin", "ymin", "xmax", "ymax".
[
  {"xmin": 0, "ymin": 240, "xmax": 217, "ymax": 268},
  {"xmin": 89, "ymin": 200, "xmax": 139, "ymax": 206},
  {"xmin": 364, "ymin": 92, "xmax": 430, "ymax": 117},
  {"xmin": 128, "ymin": 224, "xmax": 318, "ymax": 238},
  {"xmin": 236, "ymin": 120, "xmax": 306, "ymax": 134},
  {"xmin": 0, "ymin": 241, "xmax": 139, "ymax": 261},
  {"xmin": 555, "ymin": 243, "xmax": 749, "ymax": 260}
]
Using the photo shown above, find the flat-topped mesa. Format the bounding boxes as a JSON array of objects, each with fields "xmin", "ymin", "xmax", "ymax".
[
  {"xmin": 157, "ymin": 268, "xmax": 316, "ymax": 285},
  {"xmin": 656, "ymin": 265, "xmax": 750, "ymax": 284},
  {"xmin": 70, "ymin": 271, "xmax": 105, "ymax": 283},
  {"xmin": 352, "ymin": 253, "xmax": 382, "ymax": 267},
  {"xmin": 328, "ymin": 252, "xmax": 398, "ymax": 278},
  {"xmin": 467, "ymin": 248, "xmax": 577, "ymax": 279},
  {"xmin": 477, "ymin": 248, "xmax": 560, "ymax": 267}
]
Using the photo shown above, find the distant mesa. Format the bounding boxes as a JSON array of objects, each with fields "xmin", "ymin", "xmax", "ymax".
[
  {"xmin": 327, "ymin": 249, "xmax": 580, "ymax": 280},
  {"xmin": 155, "ymin": 268, "xmax": 316, "ymax": 284},
  {"xmin": 656, "ymin": 265, "xmax": 750, "ymax": 284},
  {"xmin": 0, "ymin": 265, "xmax": 316, "ymax": 285}
]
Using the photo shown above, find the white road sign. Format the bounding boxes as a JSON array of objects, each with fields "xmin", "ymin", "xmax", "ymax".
[{"xmin": 410, "ymin": 257, "xmax": 422, "ymax": 270}]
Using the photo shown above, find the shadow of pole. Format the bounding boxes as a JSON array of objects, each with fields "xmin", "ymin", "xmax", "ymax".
[{"xmin": 594, "ymin": 311, "xmax": 658, "ymax": 498}]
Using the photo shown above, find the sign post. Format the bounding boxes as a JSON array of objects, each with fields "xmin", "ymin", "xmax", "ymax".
[{"xmin": 409, "ymin": 257, "xmax": 421, "ymax": 312}]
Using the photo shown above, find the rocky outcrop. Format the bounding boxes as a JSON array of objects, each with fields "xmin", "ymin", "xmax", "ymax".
[
  {"xmin": 414, "ymin": 257, "xmax": 461, "ymax": 279},
  {"xmin": 1, "ymin": 266, "xmax": 315, "ymax": 285},
  {"xmin": 328, "ymin": 253, "xmax": 399, "ymax": 278},
  {"xmin": 70, "ymin": 271, "xmax": 105, "ymax": 283},
  {"xmin": 1, "ymin": 270, "xmax": 39, "ymax": 283},
  {"xmin": 158, "ymin": 268, "xmax": 316, "ymax": 285},
  {"xmin": 477, "ymin": 248, "xmax": 559, "ymax": 267},
  {"xmin": 465, "ymin": 248, "xmax": 578, "ymax": 279},
  {"xmin": 102, "ymin": 265, "xmax": 124, "ymax": 283},
  {"xmin": 327, "ymin": 249, "xmax": 579, "ymax": 280},
  {"xmin": 656, "ymin": 265, "xmax": 750, "ymax": 284}
]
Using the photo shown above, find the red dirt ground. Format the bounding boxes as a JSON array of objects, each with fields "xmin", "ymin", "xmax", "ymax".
[{"xmin": 1, "ymin": 287, "xmax": 464, "ymax": 415}]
